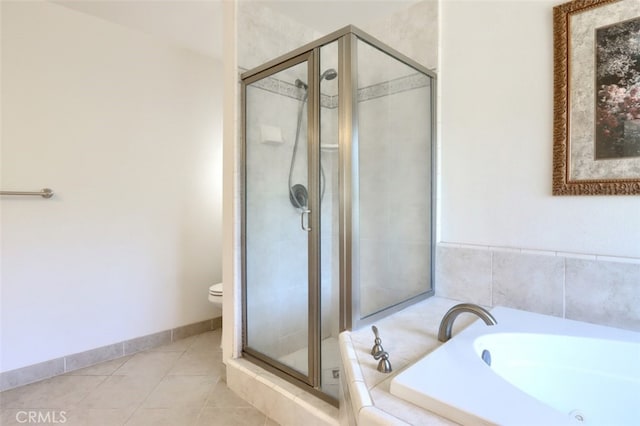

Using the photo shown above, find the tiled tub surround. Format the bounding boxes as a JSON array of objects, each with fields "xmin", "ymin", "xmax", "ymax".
[
  {"xmin": 0, "ymin": 317, "xmax": 222, "ymax": 392},
  {"xmin": 436, "ymin": 243, "xmax": 640, "ymax": 332},
  {"xmin": 338, "ymin": 244, "xmax": 639, "ymax": 425},
  {"xmin": 339, "ymin": 297, "xmax": 476, "ymax": 425}
]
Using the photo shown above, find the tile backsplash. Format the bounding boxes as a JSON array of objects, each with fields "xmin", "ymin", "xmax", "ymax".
[{"xmin": 436, "ymin": 243, "xmax": 640, "ymax": 332}]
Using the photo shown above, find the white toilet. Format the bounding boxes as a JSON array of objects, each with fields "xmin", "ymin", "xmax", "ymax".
[
  {"xmin": 209, "ymin": 283, "xmax": 223, "ymax": 349},
  {"xmin": 208, "ymin": 282, "xmax": 223, "ymax": 306}
]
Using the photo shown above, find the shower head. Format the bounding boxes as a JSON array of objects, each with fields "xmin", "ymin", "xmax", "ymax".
[
  {"xmin": 293, "ymin": 69, "xmax": 337, "ymax": 91},
  {"xmin": 321, "ymin": 68, "xmax": 338, "ymax": 81}
]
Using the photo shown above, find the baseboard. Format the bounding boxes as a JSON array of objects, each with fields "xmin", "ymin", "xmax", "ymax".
[{"xmin": 0, "ymin": 316, "xmax": 222, "ymax": 392}]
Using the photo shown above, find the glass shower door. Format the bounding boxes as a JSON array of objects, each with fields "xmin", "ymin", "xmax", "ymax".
[{"xmin": 243, "ymin": 54, "xmax": 317, "ymax": 384}]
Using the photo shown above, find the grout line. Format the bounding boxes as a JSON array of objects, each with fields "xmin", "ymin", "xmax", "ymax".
[
  {"xmin": 596, "ymin": 255, "xmax": 640, "ymax": 265},
  {"xmin": 521, "ymin": 248, "xmax": 557, "ymax": 257},
  {"xmin": 489, "ymin": 250, "xmax": 495, "ymax": 308},
  {"xmin": 490, "ymin": 249, "xmax": 494, "ymax": 307},
  {"xmin": 562, "ymin": 257, "xmax": 567, "ymax": 319},
  {"xmin": 557, "ymin": 252, "xmax": 597, "ymax": 261},
  {"xmin": 489, "ymin": 246, "xmax": 522, "ymax": 254},
  {"xmin": 442, "ymin": 242, "xmax": 640, "ymax": 264},
  {"xmin": 121, "ymin": 336, "xmax": 201, "ymax": 425}
]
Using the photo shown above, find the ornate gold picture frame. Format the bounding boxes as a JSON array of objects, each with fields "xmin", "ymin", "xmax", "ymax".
[{"xmin": 553, "ymin": 0, "xmax": 640, "ymax": 195}]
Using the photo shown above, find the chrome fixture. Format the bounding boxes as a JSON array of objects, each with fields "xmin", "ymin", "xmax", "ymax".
[
  {"xmin": 288, "ymin": 68, "xmax": 338, "ymax": 211},
  {"xmin": 0, "ymin": 188, "xmax": 54, "ymax": 199},
  {"xmin": 370, "ymin": 325, "xmax": 384, "ymax": 356},
  {"xmin": 438, "ymin": 303, "xmax": 497, "ymax": 342},
  {"xmin": 321, "ymin": 68, "xmax": 338, "ymax": 81},
  {"xmin": 481, "ymin": 349, "xmax": 492, "ymax": 366},
  {"xmin": 374, "ymin": 350, "xmax": 392, "ymax": 373},
  {"xmin": 370, "ymin": 325, "xmax": 392, "ymax": 373},
  {"xmin": 289, "ymin": 183, "xmax": 309, "ymax": 210},
  {"xmin": 300, "ymin": 209, "xmax": 311, "ymax": 232},
  {"xmin": 294, "ymin": 68, "xmax": 337, "ymax": 91},
  {"xmin": 294, "ymin": 78, "xmax": 308, "ymax": 90}
]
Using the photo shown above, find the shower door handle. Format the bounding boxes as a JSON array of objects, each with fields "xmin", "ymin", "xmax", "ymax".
[{"xmin": 300, "ymin": 209, "xmax": 311, "ymax": 232}]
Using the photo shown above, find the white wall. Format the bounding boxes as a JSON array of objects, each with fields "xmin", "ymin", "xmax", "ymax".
[
  {"xmin": 1, "ymin": 1, "xmax": 223, "ymax": 372},
  {"xmin": 361, "ymin": 0, "xmax": 438, "ymax": 70},
  {"xmin": 440, "ymin": 0, "xmax": 640, "ymax": 259}
]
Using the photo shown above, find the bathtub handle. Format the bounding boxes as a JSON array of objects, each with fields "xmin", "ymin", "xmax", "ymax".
[
  {"xmin": 371, "ymin": 325, "xmax": 385, "ymax": 356},
  {"xmin": 373, "ymin": 350, "xmax": 392, "ymax": 373}
]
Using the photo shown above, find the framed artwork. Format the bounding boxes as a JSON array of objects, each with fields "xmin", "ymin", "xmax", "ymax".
[{"xmin": 553, "ymin": 0, "xmax": 640, "ymax": 195}]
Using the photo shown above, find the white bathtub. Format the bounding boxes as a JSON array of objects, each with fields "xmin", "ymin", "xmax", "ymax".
[{"xmin": 389, "ymin": 306, "xmax": 640, "ymax": 426}]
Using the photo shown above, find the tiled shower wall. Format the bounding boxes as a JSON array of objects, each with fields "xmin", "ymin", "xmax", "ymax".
[
  {"xmin": 244, "ymin": 70, "xmax": 434, "ymax": 355},
  {"xmin": 358, "ymin": 78, "xmax": 433, "ymax": 315},
  {"xmin": 244, "ymin": 79, "xmax": 314, "ymax": 359},
  {"xmin": 436, "ymin": 243, "xmax": 640, "ymax": 332},
  {"xmin": 244, "ymin": 73, "xmax": 342, "ymax": 357}
]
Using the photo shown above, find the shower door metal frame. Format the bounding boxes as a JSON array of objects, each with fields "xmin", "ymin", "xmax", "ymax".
[
  {"xmin": 241, "ymin": 50, "xmax": 321, "ymax": 389},
  {"xmin": 240, "ymin": 25, "xmax": 437, "ymax": 402},
  {"xmin": 339, "ymin": 30, "xmax": 438, "ymax": 331},
  {"xmin": 338, "ymin": 33, "xmax": 357, "ymax": 331}
]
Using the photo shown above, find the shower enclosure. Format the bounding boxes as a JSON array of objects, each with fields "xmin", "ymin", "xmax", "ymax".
[{"xmin": 241, "ymin": 26, "xmax": 436, "ymax": 402}]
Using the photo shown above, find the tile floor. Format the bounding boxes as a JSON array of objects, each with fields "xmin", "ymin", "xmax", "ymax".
[{"xmin": 0, "ymin": 330, "xmax": 278, "ymax": 425}]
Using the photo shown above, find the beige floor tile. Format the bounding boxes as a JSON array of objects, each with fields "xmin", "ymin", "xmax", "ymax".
[
  {"xmin": 0, "ymin": 409, "xmax": 20, "ymax": 426},
  {"xmin": 204, "ymin": 380, "xmax": 252, "ymax": 408},
  {"xmin": 265, "ymin": 417, "xmax": 280, "ymax": 426},
  {"xmin": 195, "ymin": 406, "xmax": 266, "ymax": 426},
  {"xmin": 125, "ymin": 408, "xmax": 201, "ymax": 426},
  {"xmin": 0, "ymin": 408, "xmax": 130, "ymax": 426},
  {"xmin": 0, "ymin": 375, "xmax": 106, "ymax": 409},
  {"xmin": 62, "ymin": 408, "xmax": 135, "ymax": 426},
  {"xmin": 1, "ymin": 409, "xmax": 68, "ymax": 426},
  {"xmin": 167, "ymin": 351, "xmax": 224, "ymax": 377},
  {"xmin": 81, "ymin": 375, "xmax": 161, "ymax": 409},
  {"xmin": 113, "ymin": 352, "xmax": 181, "ymax": 377},
  {"xmin": 187, "ymin": 331, "xmax": 222, "ymax": 355},
  {"xmin": 0, "ymin": 329, "xmax": 253, "ymax": 426},
  {"xmin": 150, "ymin": 334, "xmax": 200, "ymax": 353},
  {"xmin": 143, "ymin": 376, "xmax": 217, "ymax": 409},
  {"xmin": 66, "ymin": 356, "xmax": 133, "ymax": 376}
]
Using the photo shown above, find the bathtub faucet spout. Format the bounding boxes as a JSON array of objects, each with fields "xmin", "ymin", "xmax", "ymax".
[{"xmin": 438, "ymin": 303, "xmax": 497, "ymax": 342}]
